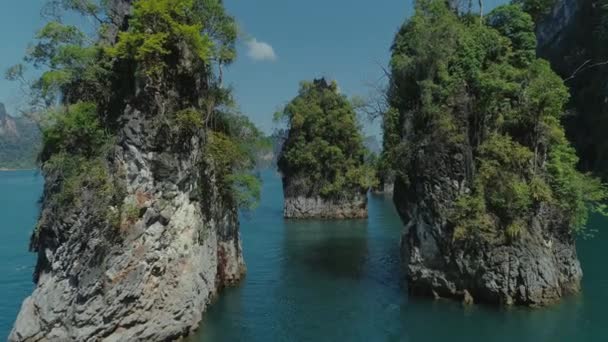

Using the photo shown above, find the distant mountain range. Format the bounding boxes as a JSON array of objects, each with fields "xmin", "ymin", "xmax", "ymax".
[{"xmin": 0, "ymin": 103, "xmax": 40, "ymax": 169}]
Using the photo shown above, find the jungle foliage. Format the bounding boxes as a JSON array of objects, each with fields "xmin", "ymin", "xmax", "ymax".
[
  {"xmin": 276, "ymin": 79, "xmax": 376, "ymax": 199},
  {"xmin": 387, "ymin": 0, "xmax": 607, "ymax": 241}
]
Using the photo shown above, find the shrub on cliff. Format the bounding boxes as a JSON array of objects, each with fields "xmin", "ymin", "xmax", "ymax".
[{"xmin": 276, "ymin": 79, "xmax": 375, "ymax": 199}]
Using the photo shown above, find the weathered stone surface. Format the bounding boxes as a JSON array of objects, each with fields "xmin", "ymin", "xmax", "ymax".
[
  {"xmin": 283, "ymin": 195, "xmax": 368, "ymax": 219},
  {"xmin": 9, "ymin": 1, "xmax": 245, "ymax": 340},
  {"xmin": 395, "ymin": 145, "xmax": 582, "ymax": 307},
  {"xmin": 10, "ymin": 116, "xmax": 245, "ymax": 341},
  {"xmin": 391, "ymin": 1, "xmax": 585, "ymax": 306}
]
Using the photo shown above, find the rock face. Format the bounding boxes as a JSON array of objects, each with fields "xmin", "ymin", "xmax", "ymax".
[
  {"xmin": 394, "ymin": 142, "xmax": 582, "ymax": 307},
  {"xmin": 283, "ymin": 194, "xmax": 368, "ymax": 219},
  {"xmin": 10, "ymin": 149, "xmax": 245, "ymax": 341},
  {"xmin": 10, "ymin": 101, "xmax": 245, "ymax": 342},
  {"xmin": 9, "ymin": 1, "xmax": 245, "ymax": 340},
  {"xmin": 536, "ymin": 0, "xmax": 579, "ymax": 53},
  {"xmin": 389, "ymin": 1, "xmax": 587, "ymax": 307}
]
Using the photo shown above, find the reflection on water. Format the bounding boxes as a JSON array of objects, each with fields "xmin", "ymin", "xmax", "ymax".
[
  {"xmin": 191, "ymin": 171, "xmax": 405, "ymax": 341},
  {"xmin": 282, "ymin": 219, "xmax": 369, "ymax": 280}
]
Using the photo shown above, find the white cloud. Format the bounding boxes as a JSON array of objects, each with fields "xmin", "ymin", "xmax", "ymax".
[{"xmin": 245, "ymin": 38, "xmax": 277, "ymax": 62}]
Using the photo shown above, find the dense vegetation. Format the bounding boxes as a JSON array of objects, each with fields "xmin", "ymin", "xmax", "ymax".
[
  {"xmin": 387, "ymin": 0, "xmax": 606, "ymax": 242},
  {"xmin": 276, "ymin": 79, "xmax": 375, "ymax": 199},
  {"xmin": 7, "ymin": 0, "xmax": 265, "ymax": 221}
]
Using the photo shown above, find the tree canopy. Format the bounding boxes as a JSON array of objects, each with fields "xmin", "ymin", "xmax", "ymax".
[{"xmin": 276, "ymin": 78, "xmax": 375, "ymax": 199}]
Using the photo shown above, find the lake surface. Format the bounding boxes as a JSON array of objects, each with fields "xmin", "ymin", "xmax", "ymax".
[
  {"xmin": 1, "ymin": 169, "xmax": 607, "ymax": 341},
  {"xmin": 0, "ymin": 170, "xmax": 42, "ymax": 340}
]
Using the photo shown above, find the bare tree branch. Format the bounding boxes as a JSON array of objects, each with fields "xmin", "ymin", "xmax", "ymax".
[{"xmin": 564, "ymin": 59, "xmax": 608, "ymax": 82}]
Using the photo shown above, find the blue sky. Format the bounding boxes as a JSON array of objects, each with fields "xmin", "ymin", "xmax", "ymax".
[{"xmin": 0, "ymin": 0, "xmax": 505, "ymax": 136}]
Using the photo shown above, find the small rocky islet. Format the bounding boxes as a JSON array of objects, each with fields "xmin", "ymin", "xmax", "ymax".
[
  {"xmin": 7, "ymin": 0, "xmax": 608, "ymax": 340},
  {"xmin": 276, "ymin": 78, "xmax": 374, "ymax": 219}
]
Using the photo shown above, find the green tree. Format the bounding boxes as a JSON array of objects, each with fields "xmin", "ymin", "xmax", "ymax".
[{"xmin": 276, "ymin": 78, "xmax": 375, "ymax": 199}]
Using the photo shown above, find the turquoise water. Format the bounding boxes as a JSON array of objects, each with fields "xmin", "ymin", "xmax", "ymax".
[
  {"xmin": 1, "ymin": 170, "xmax": 607, "ymax": 341},
  {"xmin": 0, "ymin": 171, "xmax": 42, "ymax": 340}
]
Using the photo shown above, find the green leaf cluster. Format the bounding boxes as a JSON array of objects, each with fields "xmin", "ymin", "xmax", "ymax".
[
  {"xmin": 109, "ymin": 0, "xmax": 236, "ymax": 77},
  {"xmin": 38, "ymin": 102, "xmax": 121, "ymax": 232},
  {"xmin": 12, "ymin": 0, "xmax": 257, "ymax": 228},
  {"xmin": 377, "ymin": 107, "xmax": 400, "ymax": 185},
  {"xmin": 41, "ymin": 102, "xmax": 108, "ymax": 161}
]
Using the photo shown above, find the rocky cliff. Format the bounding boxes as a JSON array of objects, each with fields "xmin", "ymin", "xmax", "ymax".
[
  {"xmin": 283, "ymin": 194, "xmax": 368, "ymax": 219},
  {"xmin": 394, "ymin": 150, "xmax": 582, "ymax": 306},
  {"xmin": 10, "ymin": 118, "xmax": 245, "ymax": 341},
  {"xmin": 10, "ymin": 1, "xmax": 246, "ymax": 340},
  {"xmin": 536, "ymin": 0, "xmax": 579, "ymax": 53},
  {"xmin": 391, "ymin": 2, "xmax": 595, "ymax": 307}
]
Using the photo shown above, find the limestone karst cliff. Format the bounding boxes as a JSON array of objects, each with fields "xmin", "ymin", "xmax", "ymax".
[
  {"xmin": 391, "ymin": 1, "xmax": 605, "ymax": 306},
  {"xmin": 10, "ymin": 1, "xmax": 251, "ymax": 340},
  {"xmin": 276, "ymin": 79, "xmax": 374, "ymax": 219}
]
